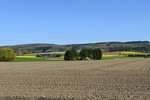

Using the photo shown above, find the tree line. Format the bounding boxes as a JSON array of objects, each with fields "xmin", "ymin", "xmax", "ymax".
[
  {"xmin": 3, "ymin": 41, "xmax": 150, "ymax": 54},
  {"xmin": 0, "ymin": 48, "xmax": 16, "ymax": 62},
  {"xmin": 64, "ymin": 48, "xmax": 102, "ymax": 61}
]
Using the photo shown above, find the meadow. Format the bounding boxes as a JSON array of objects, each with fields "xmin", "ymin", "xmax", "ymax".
[{"xmin": 0, "ymin": 58, "xmax": 150, "ymax": 99}]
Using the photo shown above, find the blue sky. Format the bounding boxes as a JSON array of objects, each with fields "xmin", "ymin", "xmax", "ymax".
[{"xmin": 0, "ymin": 0, "xmax": 150, "ymax": 46}]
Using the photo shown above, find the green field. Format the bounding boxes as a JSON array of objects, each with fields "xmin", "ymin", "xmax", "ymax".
[{"xmin": 23, "ymin": 54, "xmax": 37, "ymax": 56}]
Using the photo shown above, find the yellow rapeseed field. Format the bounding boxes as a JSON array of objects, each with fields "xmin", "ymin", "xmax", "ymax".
[
  {"xmin": 121, "ymin": 51, "xmax": 148, "ymax": 55},
  {"xmin": 102, "ymin": 55, "xmax": 122, "ymax": 57},
  {"xmin": 16, "ymin": 56, "xmax": 36, "ymax": 58}
]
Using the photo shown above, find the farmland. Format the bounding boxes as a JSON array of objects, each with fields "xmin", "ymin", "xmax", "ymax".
[
  {"xmin": 13, "ymin": 51, "xmax": 149, "ymax": 62},
  {"xmin": 0, "ymin": 58, "xmax": 150, "ymax": 99}
]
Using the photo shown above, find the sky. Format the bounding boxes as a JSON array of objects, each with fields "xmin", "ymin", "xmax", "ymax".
[{"xmin": 0, "ymin": 0, "xmax": 150, "ymax": 46}]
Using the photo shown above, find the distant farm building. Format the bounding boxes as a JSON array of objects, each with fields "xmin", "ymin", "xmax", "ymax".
[{"xmin": 42, "ymin": 54, "xmax": 51, "ymax": 58}]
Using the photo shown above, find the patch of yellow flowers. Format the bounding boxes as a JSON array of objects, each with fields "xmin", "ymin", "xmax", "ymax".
[
  {"xmin": 102, "ymin": 55, "xmax": 122, "ymax": 57},
  {"xmin": 102, "ymin": 51, "xmax": 148, "ymax": 58},
  {"xmin": 121, "ymin": 51, "xmax": 148, "ymax": 55},
  {"xmin": 16, "ymin": 56, "xmax": 36, "ymax": 58}
]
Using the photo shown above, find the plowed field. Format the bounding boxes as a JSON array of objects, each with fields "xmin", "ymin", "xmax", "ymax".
[{"xmin": 0, "ymin": 58, "xmax": 150, "ymax": 100}]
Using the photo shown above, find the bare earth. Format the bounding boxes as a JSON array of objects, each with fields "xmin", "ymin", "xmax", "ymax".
[{"xmin": 0, "ymin": 58, "xmax": 150, "ymax": 100}]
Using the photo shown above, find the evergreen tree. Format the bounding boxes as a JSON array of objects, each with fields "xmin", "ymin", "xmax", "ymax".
[
  {"xmin": 79, "ymin": 49, "xmax": 88, "ymax": 60},
  {"xmin": 72, "ymin": 49, "xmax": 78, "ymax": 60},
  {"xmin": 87, "ymin": 49, "xmax": 94, "ymax": 59},
  {"xmin": 64, "ymin": 50, "xmax": 77, "ymax": 61},
  {"xmin": 65, "ymin": 48, "xmax": 102, "ymax": 61},
  {"xmin": 93, "ymin": 48, "xmax": 102, "ymax": 60},
  {"xmin": 79, "ymin": 48, "xmax": 102, "ymax": 60}
]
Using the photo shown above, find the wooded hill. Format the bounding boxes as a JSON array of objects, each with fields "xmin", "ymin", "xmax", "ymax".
[{"xmin": 1, "ymin": 41, "xmax": 150, "ymax": 53}]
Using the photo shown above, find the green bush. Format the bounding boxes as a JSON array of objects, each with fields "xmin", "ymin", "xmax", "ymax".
[
  {"xmin": 36, "ymin": 54, "xmax": 43, "ymax": 57},
  {"xmin": 65, "ymin": 48, "xmax": 102, "ymax": 61},
  {"xmin": 79, "ymin": 49, "xmax": 88, "ymax": 60},
  {"xmin": 93, "ymin": 48, "xmax": 102, "ymax": 60},
  {"xmin": 0, "ymin": 48, "xmax": 16, "ymax": 62},
  {"xmin": 64, "ymin": 49, "xmax": 78, "ymax": 61},
  {"xmin": 79, "ymin": 48, "xmax": 102, "ymax": 60},
  {"xmin": 55, "ymin": 54, "xmax": 61, "ymax": 57},
  {"xmin": 144, "ymin": 55, "xmax": 149, "ymax": 58},
  {"xmin": 85, "ymin": 57, "xmax": 91, "ymax": 60}
]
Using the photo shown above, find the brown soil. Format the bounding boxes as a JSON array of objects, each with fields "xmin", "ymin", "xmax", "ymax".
[{"xmin": 0, "ymin": 58, "xmax": 150, "ymax": 100}]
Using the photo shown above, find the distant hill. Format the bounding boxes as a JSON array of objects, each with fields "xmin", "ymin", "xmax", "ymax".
[{"xmin": 1, "ymin": 41, "xmax": 150, "ymax": 53}]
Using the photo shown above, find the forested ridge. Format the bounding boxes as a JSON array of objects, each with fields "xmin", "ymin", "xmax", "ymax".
[{"xmin": 1, "ymin": 41, "xmax": 150, "ymax": 53}]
